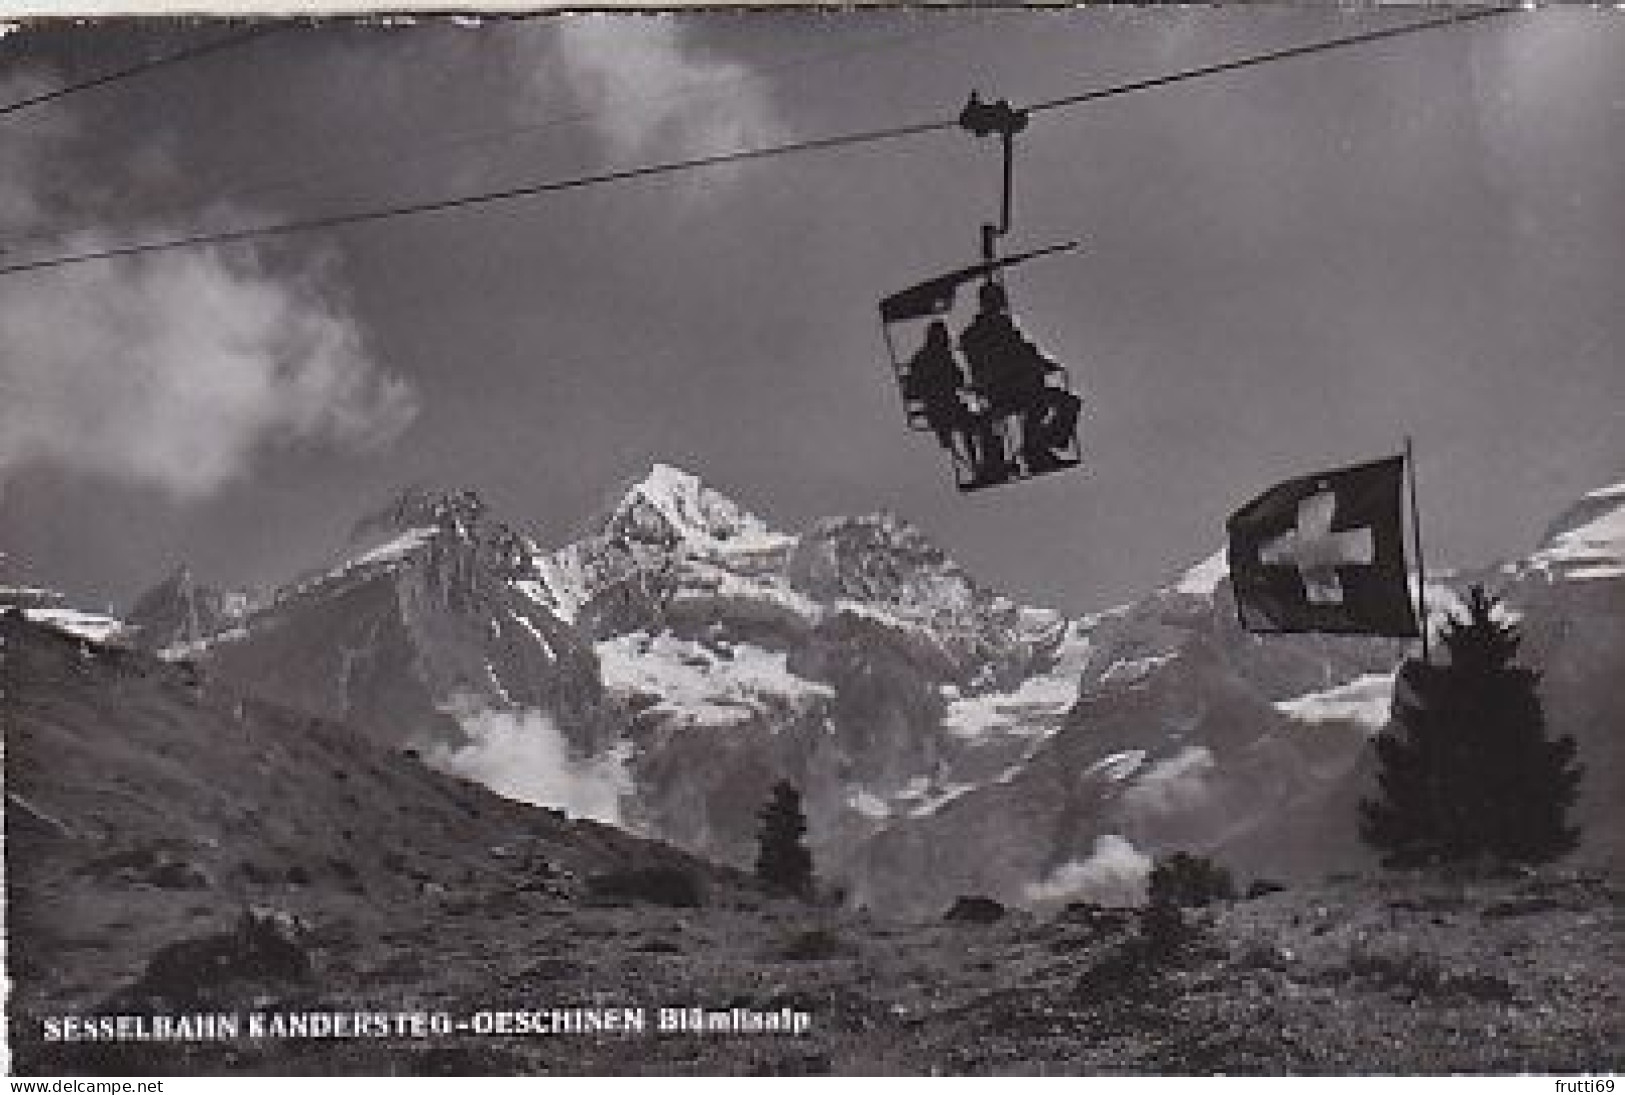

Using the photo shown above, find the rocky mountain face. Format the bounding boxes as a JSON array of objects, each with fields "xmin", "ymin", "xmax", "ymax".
[
  {"xmin": 124, "ymin": 467, "xmax": 1625, "ymax": 917},
  {"xmin": 193, "ymin": 489, "xmax": 613, "ymax": 760},
  {"xmin": 849, "ymin": 562, "xmax": 1413, "ymax": 914},
  {"xmin": 850, "ymin": 482, "xmax": 1625, "ymax": 914},
  {"xmin": 523, "ymin": 466, "xmax": 1083, "ymax": 884},
  {"xmin": 1499, "ymin": 484, "xmax": 1625, "ymax": 867},
  {"xmin": 126, "ymin": 565, "xmax": 248, "ymax": 650}
]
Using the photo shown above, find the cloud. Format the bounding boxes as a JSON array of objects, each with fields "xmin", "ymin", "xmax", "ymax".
[
  {"xmin": 427, "ymin": 703, "xmax": 630, "ymax": 826},
  {"xmin": 0, "ymin": 70, "xmax": 419, "ymax": 500},
  {"xmin": 1024, "ymin": 834, "xmax": 1151, "ymax": 907},
  {"xmin": 542, "ymin": 17, "xmax": 786, "ymax": 166},
  {"xmin": 0, "ymin": 243, "xmax": 418, "ymax": 500},
  {"xmin": 1121, "ymin": 745, "xmax": 1217, "ymax": 822}
]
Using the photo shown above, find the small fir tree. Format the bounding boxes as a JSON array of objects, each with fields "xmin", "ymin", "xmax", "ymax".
[
  {"xmin": 1360, "ymin": 585, "xmax": 1582, "ymax": 868},
  {"xmin": 755, "ymin": 780, "xmax": 814, "ymax": 898}
]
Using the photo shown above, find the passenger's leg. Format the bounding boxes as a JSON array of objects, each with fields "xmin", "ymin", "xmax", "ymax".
[
  {"xmin": 1047, "ymin": 390, "xmax": 1081, "ymax": 453},
  {"xmin": 1021, "ymin": 405, "xmax": 1064, "ymax": 472},
  {"xmin": 969, "ymin": 415, "xmax": 1012, "ymax": 484}
]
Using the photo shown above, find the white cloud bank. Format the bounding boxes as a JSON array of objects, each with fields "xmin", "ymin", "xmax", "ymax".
[
  {"xmin": 1025, "ymin": 834, "xmax": 1152, "ymax": 908},
  {"xmin": 428, "ymin": 704, "xmax": 630, "ymax": 826},
  {"xmin": 1121, "ymin": 745, "xmax": 1217, "ymax": 822},
  {"xmin": 0, "ymin": 70, "xmax": 418, "ymax": 500},
  {"xmin": 0, "ymin": 244, "xmax": 417, "ymax": 499},
  {"xmin": 542, "ymin": 17, "xmax": 786, "ymax": 165}
]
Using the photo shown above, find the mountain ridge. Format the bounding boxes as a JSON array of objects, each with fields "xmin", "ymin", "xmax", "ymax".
[{"xmin": 55, "ymin": 464, "xmax": 1625, "ymax": 913}]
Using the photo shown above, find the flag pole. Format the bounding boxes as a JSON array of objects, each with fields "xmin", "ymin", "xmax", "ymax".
[{"xmin": 1404, "ymin": 436, "xmax": 1431, "ymax": 664}]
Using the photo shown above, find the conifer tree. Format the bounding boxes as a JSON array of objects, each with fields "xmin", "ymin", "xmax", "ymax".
[
  {"xmin": 1360, "ymin": 585, "xmax": 1582, "ymax": 868},
  {"xmin": 755, "ymin": 780, "xmax": 814, "ymax": 898}
]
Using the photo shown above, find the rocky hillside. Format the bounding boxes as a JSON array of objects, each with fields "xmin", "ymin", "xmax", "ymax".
[{"xmin": 2, "ymin": 608, "xmax": 741, "ymax": 1057}]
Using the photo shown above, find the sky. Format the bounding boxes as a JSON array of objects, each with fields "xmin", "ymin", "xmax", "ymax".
[{"xmin": 1, "ymin": 8, "xmax": 1622, "ymax": 619}]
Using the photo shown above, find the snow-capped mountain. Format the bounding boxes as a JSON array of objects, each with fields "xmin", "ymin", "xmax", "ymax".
[
  {"xmin": 1, "ymin": 578, "xmax": 128, "ymax": 644},
  {"xmin": 527, "ymin": 465, "xmax": 1081, "ymax": 875},
  {"xmin": 139, "ymin": 467, "xmax": 1091, "ymax": 895},
  {"xmin": 1520, "ymin": 482, "xmax": 1625, "ymax": 583},
  {"xmin": 191, "ymin": 488, "xmax": 613, "ymax": 760},
  {"xmin": 850, "ymin": 478, "xmax": 1625, "ymax": 913},
  {"xmin": 131, "ymin": 466, "xmax": 1625, "ymax": 916},
  {"xmin": 849, "ymin": 558, "xmax": 1406, "ymax": 914}
]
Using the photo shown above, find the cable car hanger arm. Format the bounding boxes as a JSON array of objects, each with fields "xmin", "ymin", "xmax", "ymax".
[{"xmin": 878, "ymin": 240, "xmax": 1080, "ymax": 325}]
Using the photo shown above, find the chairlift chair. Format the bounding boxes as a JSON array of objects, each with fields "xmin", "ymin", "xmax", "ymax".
[{"xmin": 876, "ymin": 92, "xmax": 1086, "ymax": 493}]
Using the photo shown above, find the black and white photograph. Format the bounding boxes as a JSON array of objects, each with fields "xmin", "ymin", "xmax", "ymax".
[{"xmin": 1, "ymin": 5, "xmax": 1621, "ymax": 1078}]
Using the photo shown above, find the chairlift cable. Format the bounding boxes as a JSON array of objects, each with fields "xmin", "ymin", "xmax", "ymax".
[
  {"xmin": 0, "ymin": 7, "xmax": 1515, "ymax": 280},
  {"xmin": 44, "ymin": 18, "xmax": 986, "ymax": 244},
  {"xmin": 0, "ymin": 26, "xmax": 279, "ymax": 119},
  {"xmin": 1023, "ymin": 5, "xmax": 1514, "ymax": 118}
]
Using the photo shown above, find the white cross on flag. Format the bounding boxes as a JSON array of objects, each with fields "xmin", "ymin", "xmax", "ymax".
[{"xmin": 1226, "ymin": 454, "xmax": 1420, "ymax": 636}]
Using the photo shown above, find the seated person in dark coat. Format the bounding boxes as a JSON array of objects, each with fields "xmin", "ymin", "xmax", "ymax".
[
  {"xmin": 904, "ymin": 319, "xmax": 1001, "ymax": 477},
  {"xmin": 958, "ymin": 282, "xmax": 1081, "ymax": 474}
]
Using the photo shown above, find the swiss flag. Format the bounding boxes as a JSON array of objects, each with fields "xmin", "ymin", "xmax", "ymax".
[{"xmin": 1226, "ymin": 454, "xmax": 1420, "ymax": 637}]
